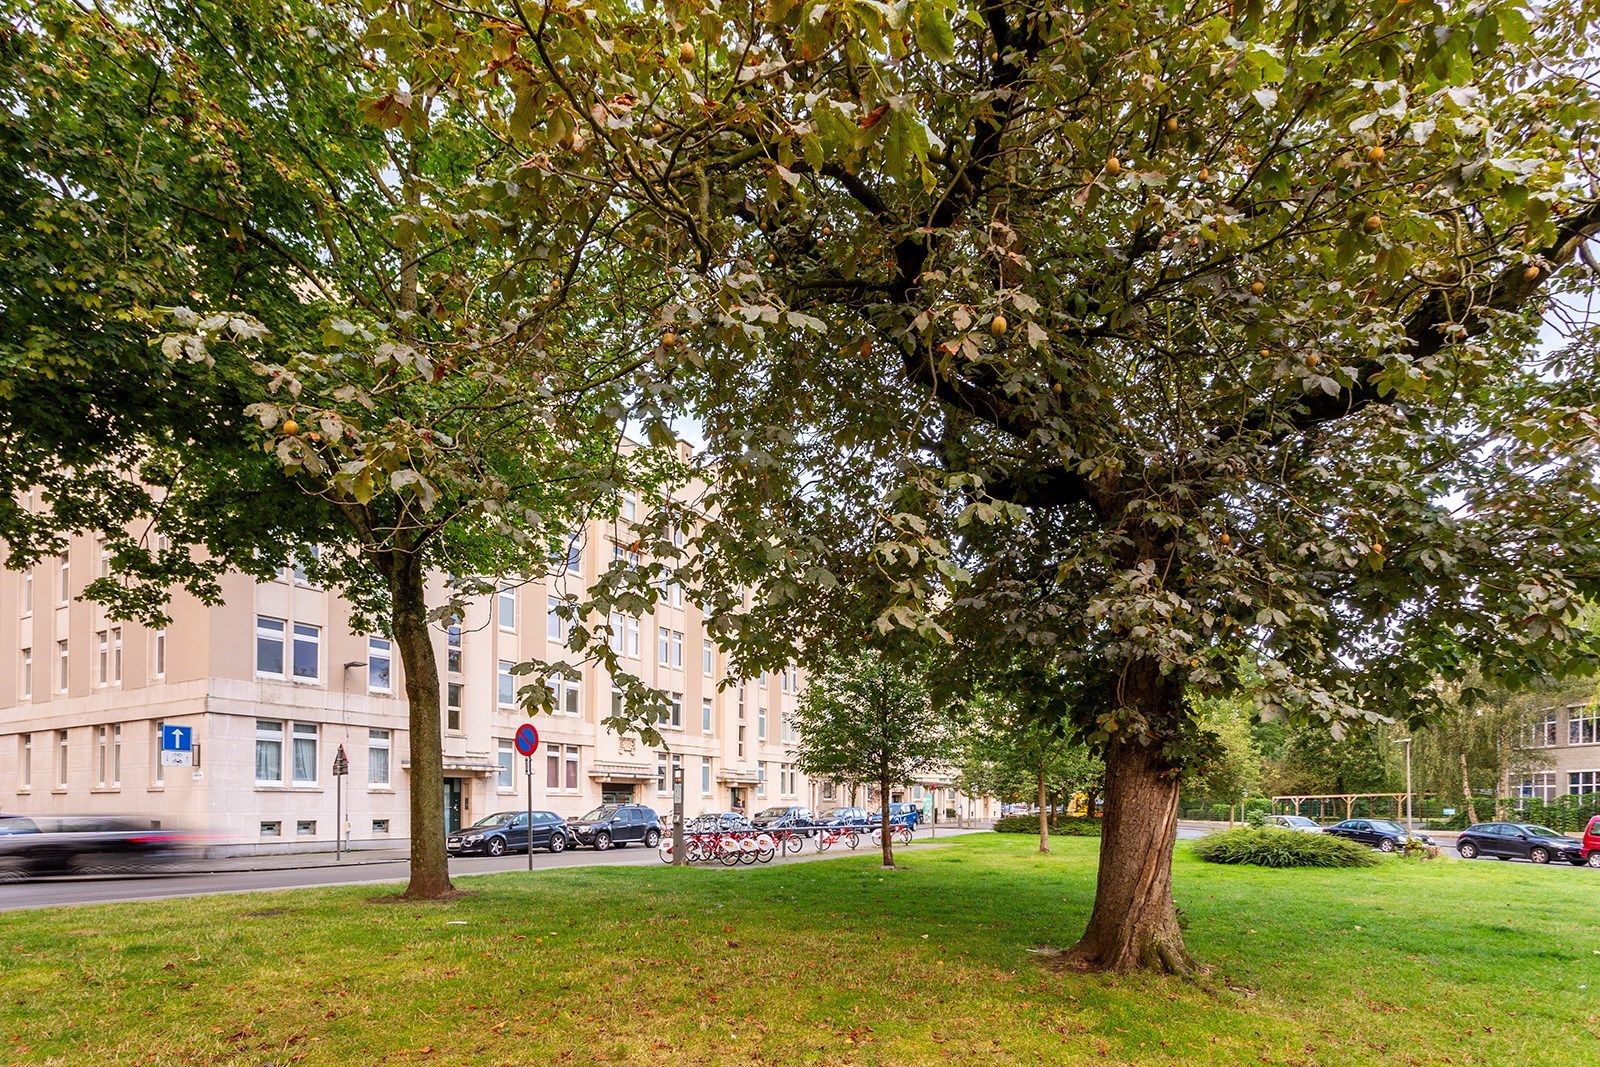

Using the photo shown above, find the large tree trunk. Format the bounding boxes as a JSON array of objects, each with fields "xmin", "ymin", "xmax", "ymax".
[
  {"xmin": 1459, "ymin": 750, "xmax": 1479, "ymax": 825},
  {"xmin": 879, "ymin": 776, "xmax": 894, "ymax": 868},
  {"xmin": 1067, "ymin": 728, "xmax": 1192, "ymax": 975},
  {"xmin": 1037, "ymin": 767, "xmax": 1050, "ymax": 854},
  {"xmin": 389, "ymin": 551, "xmax": 453, "ymax": 898}
]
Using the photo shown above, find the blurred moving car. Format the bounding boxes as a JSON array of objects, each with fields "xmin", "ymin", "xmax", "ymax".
[
  {"xmin": 817, "ymin": 806, "xmax": 872, "ymax": 829},
  {"xmin": 1323, "ymin": 818, "xmax": 1432, "ymax": 853},
  {"xmin": 1584, "ymin": 815, "xmax": 1600, "ymax": 869},
  {"xmin": 0, "ymin": 815, "xmax": 194, "ymax": 878},
  {"xmin": 750, "ymin": 806, "xmax": 813, "ymax": 834},
  {"xmin": 1454, "ymin": 822, "xmax": 1584, "ymax": 865},
  {"xmin": 446, "ymin": 810, "xmax": 573, "ymax": 856},
  {"xmin": 686, "ymin": 812, "xmax": 753, "ymax": 833},
  {"xmin": 569, "ymin": 804, "xmax": 663, "ymax": 850},
  {"xmin": 1262, "ymin": 815, "xmax": 1323, "ymax": 833}
]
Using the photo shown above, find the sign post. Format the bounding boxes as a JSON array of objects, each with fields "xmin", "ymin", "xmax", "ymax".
[
  {"xmin": 159, "ymin": 725, "xmax": 194, "ymax": 768},
  {"xmin": 671, "ymin": 762, "xmax": 685, "ymax": 866},
  {"xmin": 331, "ymin": 744, "xmax": 349, "ymax": 859},
  {"xmin": 514, "ymin": 724, "xmax": 541, "ymax": 871}
]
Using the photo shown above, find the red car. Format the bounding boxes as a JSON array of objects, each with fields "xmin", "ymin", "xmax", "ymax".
[{"xmin": 1583, "ymin": 815, "xmax": 1600, "ymax": 869}]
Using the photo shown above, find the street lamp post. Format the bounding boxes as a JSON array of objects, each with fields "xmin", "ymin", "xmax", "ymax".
[{"xmin": 1392, "ymin": 738, "xmax": 1413, "ymax": 834}]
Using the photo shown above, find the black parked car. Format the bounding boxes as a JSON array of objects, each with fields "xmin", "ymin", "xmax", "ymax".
[
  {"xmin": 0, "ymin": 815, "xmax": 195, "ymax": 878},
  {"xmin": 1323, "ymin": 818, "xmax": 1431, "ymax": 852},
  {"xmin": 688, "ymin": 811, "xmax": 754, "ymax": 833},
  {"xmin": 446, "ymin": 810, "xmax": 572, "ymax": 857},
  {"xmin": 750, "ymin": 806, "xmax": 814, "ymax": 834},
  {"xmin": 1455, "ymin": 822, "xmax": 1585, "ymax": 865},
  {"xmin": 569, "ymin": 804, "xmax": 663, "ymax": 850},
  {"xmin": 817, "ymin": 806, "xmax": 871, "ymax": 829}
]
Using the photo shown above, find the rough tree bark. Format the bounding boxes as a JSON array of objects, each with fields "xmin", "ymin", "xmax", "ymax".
[
  {"xmin": 1037, "ymin": 767, "xmax": 1050, "ymax": 854},
  {"xmin": 1066, "ymin": 665, "xmax": 1192, "ymax": 974},
  {"xmin": 389, "ymin": 550, "xmax": 453, "ymax": 898},
  {"xmin": 879, "ymin": 773, "xmax": 895, "ymax": 868},
  {"xmin": 1459, "ymin": 750, "xmax": 1480, "ymax": 826}
]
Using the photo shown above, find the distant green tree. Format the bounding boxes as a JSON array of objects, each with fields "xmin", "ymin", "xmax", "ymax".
[
  {"xmin": 1191, "ymin": 698, "xmax": 1263, "ymax": 825},
  {"xmin": 793, "ymin": 649, "xmax": 951, "ymax": 868}
]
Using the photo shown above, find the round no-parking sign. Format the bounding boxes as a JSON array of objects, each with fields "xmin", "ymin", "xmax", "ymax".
[{"xmin": 514, "ymin": 723, "xmax": 540, "ymax": 756}]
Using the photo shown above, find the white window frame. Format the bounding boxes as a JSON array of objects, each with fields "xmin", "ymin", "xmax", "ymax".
[
  {"xmin": 19, "ymin": 647, "xmax": 31, "ymax": 701},
  {"xmin": 447, "ymin": 681, "xmax": 464, "ymax": 730},
  {"xmin": 95, "ymin": 630, "xmax": 108, "ymax": 686},
  {"xmin": 497, "ymin": 661, "xmax": 516, "ymax": 709},
  {"xmin": 1514, "ymin": 772, "xmax": 1557, "ymax": 805},
  {"xmin": 255, "ymin": 719, "xmax": 284, "ymax": 785},
  {"xmin": 701, "ymin": 755, "xmax": 712, "ymax": 795},
  {"xmin": 291, "ymin": 622, "xmax": 321, "ymax": 682},
  {"xmin": 291, "ymin": 722, "xmax": 319, "ymax": 785},
  {"xmin": 20, "ymin": 570, "xmax": 32, "ymax": 616},
  {"xmin": 56, "ymin": 729, "xmax": 68, "ymax": 787},
  {"xmin": 369, "ymin": 728, "xmax": 391, "ymax": 787},
  {"xmin": 58, "ymin": 556, "xmax": 69, "ymax": 604},
  {"xmin": 702, "ymin": 698, "xmax": 713, "ymax": 735},
  {"xmin": 446, "ymin": 617, "xmax": 463, "ymax": 674},
  {"xmin": 1569, "ymin": 770, "xmax": 1600, "ymax": 795},
  {"xmin": 657, "ymin": 626, "xmax": 671, "ymax": 666},
  {"xmin": 56, "ymin": 639, "xmax": 68, "ymax": 693},
  {"xmin": 498, "ymin": 739, "xmax": 515, "ymax": 790},
  {"xmin": 1523, "ymin": 711, "xmax": 1558, "ymax": 749},
  {"xmin": 367, "ymin": 637, "xmax": 393, "ymax": 693},
  {"xmin": 19, "ymin": 733, "xmax": 32, "ymax": 790},
  {"xmin": 111, "ymin": 627, "xmax": 122, "ymax": 685},
  {"xmin": 153, "ymin": 629, "xmax": 166, "ymax": 679},
  {"xmin": 255, "ymin": 615, "xmax": 287, "ymax": 679},
  {"xmin": 670, "ymin": 630, "xmax": 683, "ymax": 668},
  {"xmin": 1569, "ymin": 706, "xmax": 1600, "ymax": 747},
  {"xmin": 499, "ymin": 586, "xmax": 517, "ymax": 632}
]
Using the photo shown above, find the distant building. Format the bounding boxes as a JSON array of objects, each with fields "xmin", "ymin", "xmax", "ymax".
[{"xmin": 1509, "ymin": 700, "xmax": 1600, "ymax": 805}]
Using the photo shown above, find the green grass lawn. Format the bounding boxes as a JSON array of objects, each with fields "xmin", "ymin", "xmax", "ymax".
[{"xmin": 3, "ymin": 835, "xmax": 1597, "ymax": 1065}]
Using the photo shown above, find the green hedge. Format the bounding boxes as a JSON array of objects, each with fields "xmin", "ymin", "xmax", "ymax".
[
  {"xmin": 1192, "ymin": 827, "xmax": 1378, "ymax": 869},
  {"xmin": 992, "ymin": 815, "xmax": 1102, "ymax": 836}
]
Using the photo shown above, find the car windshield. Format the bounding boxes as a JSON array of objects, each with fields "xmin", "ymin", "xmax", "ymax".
[
  {"xmin": 579, "ymin": 806, "xmax": 619, "ymax": 821},
  {"xmin": 469, "ymin": 813, "xmax": 515, "ymax": 829},
  {"xmin": 1369, "ymin": 821, "xmax": 1404, "ymax": 833},
  {"xmin": 754, "ymin": 808, "xmax": 788, "ymax": 819},
  {"xmin": 1281, "ymin": 817, "xmax": 1315, "ymax": 826},
  {"xmin": 1523, "ymin": 825, "xmax": 1566, "ymax": 839},
  {"xmin": 821, "ymin": 808, "xmax": 851, "ymax": 818}
]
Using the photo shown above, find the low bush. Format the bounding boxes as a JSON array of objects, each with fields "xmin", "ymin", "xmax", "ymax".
[
  {"xmin": 1193, "ymin": 827, "xmax": 1378, "ymax": 869},
  {"xmin": 992, "ymin": 815, "xmax": 1102, "ymax": 836}
]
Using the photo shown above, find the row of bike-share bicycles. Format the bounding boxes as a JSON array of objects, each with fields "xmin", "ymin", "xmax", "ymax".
[{"xmin": 657, "ymin": 823, "xmax": 914, "ymax": 865}]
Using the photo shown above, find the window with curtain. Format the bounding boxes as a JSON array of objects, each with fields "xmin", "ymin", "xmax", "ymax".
[
  {"xmin": 369, "ymin": 729, "xmax": 391, "ymax": 786},
  {"xmin": 256, "ymin": 720, "xmax": 283, "ymax": 783},
  {"xmin": 291, "ymin": 723, "xmax": 318, "ymax": 783}
]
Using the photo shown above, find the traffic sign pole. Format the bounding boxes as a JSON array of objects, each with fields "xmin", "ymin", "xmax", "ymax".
[{"xmin": 514, "ymin": 724, "xmax": 540, "ymax": 872}]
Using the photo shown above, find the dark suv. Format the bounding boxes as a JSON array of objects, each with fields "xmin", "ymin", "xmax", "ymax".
[
  {"xmin": 817, "ymin": 806, "xmax": 871, "ymax": 829},
  {"xmin": 1455, "ymin": 822, "xmax": 1584, "ymax": 864},
  {"xmin": 569, "ymin": 804, "xmax": 662, "ymax": 850}
]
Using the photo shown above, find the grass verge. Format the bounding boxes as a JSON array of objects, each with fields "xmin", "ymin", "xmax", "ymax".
[{"xmin": 2, "ymin": 835, "xmax": 1597, "ymax": 1065}]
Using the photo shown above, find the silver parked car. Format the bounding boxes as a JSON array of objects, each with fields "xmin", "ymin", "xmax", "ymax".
[{"xmin": 1262, "ymin": 814, "xmax": 1323, "ymax": 833}]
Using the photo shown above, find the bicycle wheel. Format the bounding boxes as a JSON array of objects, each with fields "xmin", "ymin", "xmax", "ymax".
[
  {"xmin": 719, "ymin": 841, "xmax": 740, "ymax": 866},
  {"xmin": 844, "ymin": 831, "xmax": 859, "ymax": 850},
  {"xmin": 657, "ymin": 842, "xmax": 674, "ymax": 864},
  {"xmin": 756, "ymin": 848, "xmax": 776, "ymax": 863},
  {"xmin": 784, "ymin": 834, "xmax": 803, "ymax": 855},
  {"xmin": 738, "ymin": 847, "xmax": 758, "ymax": 865}
]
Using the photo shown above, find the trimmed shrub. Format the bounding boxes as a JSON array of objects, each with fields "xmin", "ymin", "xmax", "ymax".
[
  {"xmin": 1245, "ymin": 808, "xmax": 1267, "ymax": 828},
  {"xmin": 992, "ymin": 815, "xmax": 1102, "ymax": 836},
  {"xmin": 1192, "ymin": 827, "xmax": 1378, "ymax": 868}
]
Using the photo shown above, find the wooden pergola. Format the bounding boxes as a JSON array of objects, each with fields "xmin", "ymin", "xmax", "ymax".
[{"xmin": 1272, "ymin": 793, "xmax": 1411, "ymax": 821}]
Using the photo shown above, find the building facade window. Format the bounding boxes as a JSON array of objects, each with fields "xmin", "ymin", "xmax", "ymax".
[
  {"xmin": 372, "ymin": 819, "xmax": 390, "ymax": 834},
  {"xmin": 658, "ymin": 626, "xmax": 671, "ymax": 665},
  {"xmin": 58, "ymin": 556, "xmax": 69, "ymax": 604},
  {"xmin": 97, "ymin": 725, "xmax": 109, "ymax": 786},
  {"xmin": 701, "ymin": 755, "xmax": 712, "ymax": 794},
  {"xmin": 111, "ymin": 627, "xmax": 122, "ymax": 684},
  {"xmin": 1569, "ymin": 770, "xmax": 1600, "ymax": 795},
  {"xmin": 369, "ymin": 729, "xmax": 391, "ymax": 786},
  {"xmin": 497, "ymin": 661, "xmax": 516, "ymax": 708},
  {"xmin": 152, "ymin": 722, "xmax": 165, "ymax": 786},
  {"xmin": 781, "ymin": 713, "xmax": 795, "ymax": 745},
  {"xmin": 19, "ymin": 647, "xmax": 31, "ymax": 700},
  {"xmin": 756, "ymin": 761, "xmax": 767, "ymax": 797},
  {"xmin": 822, "ymin": 780, "xmax": 836, "ymax": 801},
  {"xmin": 256, "ymin": 616, "xmax": 286, "ymax": 677},
  {"xmin": 260, "ymin": 821, "xmax": 282, "ymax": 837},
  {"xmin": 256, "ymin": 720, "xmax": 283, "ymax": 783},
  {"xmin": 446, "ymin": 618, "xmax": 463, "ymax": 674},
  {"xmin": 56, "ymin": 639, "xmax": 68, "ymax": 693},
  {"xmin": 657, "ymin": 751, "xmax": 669, "ymax": 793},
  {"xmin": 292, "ymin": 623, "xmax": 320, "ymax": 681},
  {"xmin": 1514, "ymin": 772, "xmax": 1557, "ymax": 804},
  {"xmin": 609, "ymin": 614, "xmax": 642, "ymax": 658},
  {"xmin": 292, "ymin": 723, "xmax": 318, "ymax": 784},
  {"xmin": 447, "ymin": 682, "xmax": 464, "ymax": 730},
  {"xmin": 757, "ymin": 707, "xmax": 767, "ymax": 741},
  {"xmin": 702, "ymin": 698, "xmax": 713, "ymax": 734},
  {"xmin": 546, "ymin": 749, "xmax": 561, "ymax": 789},
  {"xmin": 19, "ymin": 734, "xmax": 32, "ymax": 789},
  {"xmin": 702, "ymin": 639, "xmax": 714, "ymax": 676},
  {"xmin": 297, "ymin": 820, "xmax": 317, "ymax": 836},
  {"xmin": 96, "ymin": 630, "xmax": 108, "ymax": 686},
  {"xmin": 565, "ymin": 745, "xmax": 579, "ymax": 790},
  {"xmin": 367, "ymin": 637, "xmax": 393, "ymax": 693},
  {"xmin": 666, "ymin": 693, "xmax": 683, "ymax": 729},
  {"xmin": 153, "ymin": 630, "xmax": 166, "ymax": 678},
  {"xmin": 547, "ymin": 673, "xmax": 581, "ymax": 716},
  {"xmin": 1569, "ymin": 707, "xmax": 1600, "ymax": 746},
  {"xmin": 498, "ymin": 739, "xmax": 515, "ymax": 790},
  {"xmin": 546, "ymin": 595, "xmax": 568, "ymax": 642},
  {"xmin": 499, "ymin": 586, "xmax": 517, "ymax": 631},
  {"xmin": 112, "ymin": 723, "xmax": 122, "ymax": 785},
  {"xmin": 21, "ymin": 571, "xmax": 32, "ymax": 615},
  {"xmin": 56, "ymin": 729, "xmax": 68, "ymax": 787},
  {"xmin": 1524, "ymin": 711, "xmax": 1559, "ymax": 749}
]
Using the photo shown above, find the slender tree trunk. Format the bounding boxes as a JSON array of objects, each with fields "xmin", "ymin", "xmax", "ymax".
[
  {"xmin": 1084, "ymin": 787, "xmax": 1098, "ymax": 820},
  {"xmin": 879, "ymin": 774, "xmax": 894, "ymax": 868},
  {"xmin": 1067, "ymin": 666, "xmax": 1192, "ymax": 974},
  {"xmin": 1459, "ymin": 750, "xmax": 1479, "ymax": 825},
  {"xmin": 1037, "ymin": 767, "xmax": 1050, "ymax": 854},
  {"xmin": 389, "ymin": 551, "xmax": 453, "ymax": 898}
]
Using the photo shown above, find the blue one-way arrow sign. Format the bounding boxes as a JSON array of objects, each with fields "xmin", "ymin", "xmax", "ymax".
[{"xmin": 161, "ymin": 725, "xmax": 194, "ymax": 767}]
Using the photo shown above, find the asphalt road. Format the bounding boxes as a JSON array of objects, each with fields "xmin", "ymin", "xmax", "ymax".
[{"xmin": 0, "ymin": 826, "xmax": 991, "ymax": 911}]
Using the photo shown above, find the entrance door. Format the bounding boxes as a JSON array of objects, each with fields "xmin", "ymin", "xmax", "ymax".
[
  {"xmin": 601, "ymin": 783, "xmax": 634, "ymax": 804},
  {"xmin": 729, "ymin": 787, "xmax": 744, "ymax": 813},
  {"xmin": 443, "ymin": 778, "xmax": 463, "ymax": 834}
]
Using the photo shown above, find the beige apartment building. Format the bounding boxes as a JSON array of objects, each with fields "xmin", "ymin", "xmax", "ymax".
[{"xmin": 0, "ymin": 495, "xmax": 832, "ymax": 853}]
